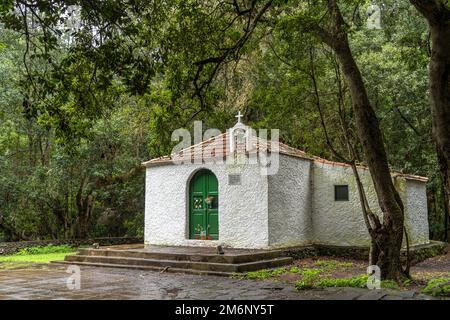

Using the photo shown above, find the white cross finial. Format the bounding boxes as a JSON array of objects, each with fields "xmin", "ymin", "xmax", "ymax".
[{"xmin": 235, "ymin": 111, "xmax": 243, "ymax": 123}]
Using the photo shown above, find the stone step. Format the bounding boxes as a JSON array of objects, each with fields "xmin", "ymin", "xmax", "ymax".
[
  {"xmin": 51, "ymin": 260, "xmax": 235, "ymax": 277},
  {"xmin": 61, "ymin": 254, "xmax": 293, "ymax": 273},
  {"xmin": 75, "ymin": 247, "xmax": 308, "ymax": 264}
]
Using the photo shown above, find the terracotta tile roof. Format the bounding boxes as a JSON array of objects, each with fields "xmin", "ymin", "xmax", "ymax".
[
  {"xmin": 142, "ymin": 131, "xmax": 428, "ymax": 182},
  {"xmin": 142, "ymin": 131, "xmax": 312, "ymax": 167},
  {"xmin": 313, "ymin": 157, "xmax": 429, "ymax": 182}
]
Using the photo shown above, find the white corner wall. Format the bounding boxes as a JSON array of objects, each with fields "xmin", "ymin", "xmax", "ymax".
[
  {"xmin": 312, "ymin": 162, "xmax": 381, "ymax": 246},
  {"xmin": 312, "ymin": 162, "xmax": 430, "ymax": 247},
  {"xmin": 403, "ymin": 179, "xmax": 430, "ymax": 245},
  {"xmin": 268, "ymin": 154, "xmax": 313, "ymax": 247},
  {"xmin": 145, "ymin": 157, "xmax": 430, "ymax": 250},
  {"xmin": 144, "ymin": 161, "xmax": 270, "ymax": 249}
]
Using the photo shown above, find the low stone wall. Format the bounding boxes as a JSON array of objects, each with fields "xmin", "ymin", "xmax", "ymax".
[
  {"xmin": 313, "ymin": 241, "xmax": 448, "ymax": 265},
  {"xmin": 402, "ymin": 241, "xmax": 448, "ymax": 265},
  {"xmin": 0, "ymin": 237, "xmax": 143, "ymax": 256}
]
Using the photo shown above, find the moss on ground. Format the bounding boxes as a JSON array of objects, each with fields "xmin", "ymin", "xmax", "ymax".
[
  {"xmin": 295, "ymin": 275, "xmax": 369, "ymax": 290},
  {"xmin": 0, "ymin": 245, "xmax": 76, "ymax": 265},
  {"xmin": 0, "ymin": 252, "xmax": 74, "ymax": 264},
  {"xmin": 233, "ymin": 258, "xmax": 405, "ymax": 291},
  {"xmin": 421, "ymin": 278, "xmax": 450, "ymax": 297},
  {"xmin": 232, "ymin": 267, "xmax": 289, "ymax": 280}
]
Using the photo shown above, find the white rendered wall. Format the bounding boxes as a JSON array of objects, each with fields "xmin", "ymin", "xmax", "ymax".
[
  {"xmin": 268, "ymin": 154, "xmax": 313, "ymax": 247},
  {"xmin": 145, "ymin": 156, "xmax": 430, "ymax": 249},
  {"xmin": 403, "ymin": 180, "xmax": 430, "ymax": 245},
  {"xmin": 312, "ymin": 162, "xmax": 430, "ymax": 247},
  {"xmin": 144, "ymin": 161, "xmax": 270, "ymax": 249},
  {"xmin": 312, "ymin": 162, "xmax": 381, "ymax": 247}
]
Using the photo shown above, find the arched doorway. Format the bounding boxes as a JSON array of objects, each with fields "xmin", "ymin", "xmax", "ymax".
[{"xmin": 189, "ymin": 169, "xmax": 219, "ymax": 240}]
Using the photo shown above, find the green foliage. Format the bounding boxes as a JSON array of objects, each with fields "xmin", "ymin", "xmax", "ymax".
[
  {"xmin": 313, "ymin": 275, "xmax": 369, "ymax": 290},
  {"xmin": 233, "ymin": 267, "xmax": 289, "ymax": 280},
  {"xmin": 289, "ymin": 266, "xmax": 300, "ymax": 273},
  {"xmin": 0, "ymin": 252, "xmax": 73, "ymax": 264},
  {"xmin": 314, "ymin": 260, "xmax": 354, "ymax": 270},
  {"xmin": 295, "ymin": 274, "xmax": 399, "ymax": 290},
  {"xmin": 0, "ymin": 244, "xmax": 75, "ymax": 264},
  {"xmin": 15, "ymin": 244, "xmax": 75, "ymax": 256},
  {"xmin": 0, "ymin": 27, "xmax": 148, "ymax": 240},
  {"xmin": 234, "ymin": 258, "xmax": 400, "ymax": 291},
  {"xmin": 295, "ymin": 268, "xmax": 323, "ymax": 289},
  {"xmin": 235, "ymin": 259, "xmax": 356, "ymax": 283},
  {"xmin": 422, "ymin": 278, "xmax": 450, "ymax": 297},
  {"xmin": 0, "ymin": 0, "xmax": 448, "ymax": 243}
]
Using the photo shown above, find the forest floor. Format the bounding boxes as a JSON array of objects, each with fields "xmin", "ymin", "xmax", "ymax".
[
  {"xmin": 0, "ymin": 263, "xmax": 438, "ymax": 300},
  {"xmin": 0, "ymin": 246, "xmax": 448, "ymax": 300},
  {"xmin": 233, "ymin": 245, "xmax": 450, "ymax": 296}
]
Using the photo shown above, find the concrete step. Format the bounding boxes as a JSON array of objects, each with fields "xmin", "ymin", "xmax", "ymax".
[
  {"xmin": 62, "ymin": 254, "xmax": 293, "ymax": 273},
  {"xmin": 75, "ymin": 247, "xmax": 308, "ymax": 264},
  {"xmin": 51, "ymin": 260, "xmax": 235, "ymax": 277}
]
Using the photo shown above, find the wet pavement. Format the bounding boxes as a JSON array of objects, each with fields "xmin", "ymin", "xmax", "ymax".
[{"xmin": 0, "ymin": 264, "xmax": 436, "ymax": 300}]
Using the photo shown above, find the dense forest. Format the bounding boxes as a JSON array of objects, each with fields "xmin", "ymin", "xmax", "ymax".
[{"xmin": 0, "ymin": 1, "xmax": 449, "ymax": 278}]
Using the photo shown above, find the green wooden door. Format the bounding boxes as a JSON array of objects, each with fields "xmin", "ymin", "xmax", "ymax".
[{"xmin": 189, "ymin": 170, "xmax": 219, "ymax": 240}]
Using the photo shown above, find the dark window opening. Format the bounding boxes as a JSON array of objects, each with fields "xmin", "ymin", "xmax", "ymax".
[
  {"xmin": 228, "ymin": 174, "xmax": 241, "ymax": 185},
  {"xmin": 335, "ymin": 185, "xmax": 349, "ymax": 201}
]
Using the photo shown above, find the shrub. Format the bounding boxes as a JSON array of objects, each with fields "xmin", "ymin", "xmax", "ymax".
[
  {"xmin": 381, "ymin": 280, "xmax": 400, "ymax": 290},
  {"xmin": 314, "ymin": 260, "xmax": 354, "ymax": 270},
  {"xmin": 289, "ymin": 266, "xmax": 300, "ymax": 274},
  {"xmin": 422, "ymin": 278, "xmax": 450, "ymax": 297},
  {"xmin": 295, "ymin": 268, "xmax": 323, "ymax": 290},
  {"xmin": 233, "ymin": 267, "xmax": 288, "ymax": 280},
  {"xmin": 296, "ymin": 275, "xmax": 369, "ymax": 290},
  {"xmin": 15, "ymin": 244, "xmax": 75, "ymax": 256}
]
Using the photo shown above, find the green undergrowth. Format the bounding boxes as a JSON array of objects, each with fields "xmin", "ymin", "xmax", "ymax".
[
  {"xmin": 0, "ymin": 245, "xmax": 76, "ymax": 265},
  {"xmin": 15, "ymin": 244, "xmax": 75, "ymax": 255},
  {"xmin": 232, "ymin": 267, "xmax": 290, "ymax": 280},
  {"xmin": 295, "ymin": 274, "xmax": 369, "ymax": 290},
  {"xmin": 421, "ymin": 278, "xmax": 450, "ymax": 297},
  {"xmin": 0, "ymin": 252, "xmax": 73, "ymax": 264},
  {"xmin": 232, "ymin": 259, "xmax": 401, "ymax": 291},
  {"xmin": 233, "ymin": 259, "xmax": 355, "ymax": 281},
  {"xmin": 313, "ymin": 259, "xmax": 354, "ymax": 270},
  {"xmin": 295, "ymin": 275, "xmax": 399, "ymax": 290}
]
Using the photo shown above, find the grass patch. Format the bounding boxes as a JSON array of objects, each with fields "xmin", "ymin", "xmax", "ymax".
[
  {"xmin": 15, "ymin": 244, "xmax": 74, "ymax": 255},
  {"xmin": 233, "ymin": 258, "xmax": 400, "ymax": 292},
  {"xmin": 232, "ymin": 265, "xmax": 315, "ymax": 280},
  {"xmin": 0, "ymin": 252, "xmax": 74, "ymax": 264},
  {"xmin": 232, "ymin": 267, "xmax": 289, "ymax": 280},
  {"xmin": 0, "ymin": 245, "xmax": 76, "ymax": 265},
  {"xmin": 296, "ymin": 275, "xmax": 369, "ymax": 290},
  {"xmin": 381, "ymin": 280, "xmax": 400, "ymax": 290},
  {"xmin": 295, "ymin": 268, "xmax": 324, "ymax": 289},
  {"xmin": 295, "ymin": 274, "xmax": 399, "ymax": 290},
  {"xmin": 234, "ymin": 259, "xmax": 356, "ymax": 281},
  {"xmin": 422, "ymin": 278, "xmax": 450, "ymax": 297},
  {"xmin": 313, "ymin": 259, "xmax": 354, "ymax": 271}
]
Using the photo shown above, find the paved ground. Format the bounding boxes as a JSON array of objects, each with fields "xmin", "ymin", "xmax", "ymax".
[{"xmin": 0, "ymin": 264, "xmax": 436, "ymax": 300}]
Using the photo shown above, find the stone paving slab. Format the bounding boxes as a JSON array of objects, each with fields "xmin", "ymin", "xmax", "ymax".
[{"xmin": 0, "ymin": 264, "xmax": 435, "ymax": 300}]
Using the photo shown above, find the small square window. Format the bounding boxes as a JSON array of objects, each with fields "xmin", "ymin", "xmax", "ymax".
[
  {"xmin": 335, "ymin": 185, "xmax": 349, "ymax": 201},
  {"xmin": 228, "ymin": 174, "xmax": 241, "ymax": 185}
]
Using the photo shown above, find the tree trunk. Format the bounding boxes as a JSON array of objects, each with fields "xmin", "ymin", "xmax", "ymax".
[
  {"xmin": 410, "ymin": 0, "xmax": 450, "ymax": 243},
  {"xmin": 75, "ymin": 177, "xmax": 95, "ymax": 239},
  {"xmin": 334, "ymin": 40, "xmax": 405, "ymax": 279},
  {"xmin": 443, "ymin": 177, "xmax": 450, "ymax": 242},
  {"xmin": 312, "ymin": 0, "xmax": 406, "ymax": 280},
  {"xmin": 430, "ymin": 23, "xmax": 450, "ymax": 242}
]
